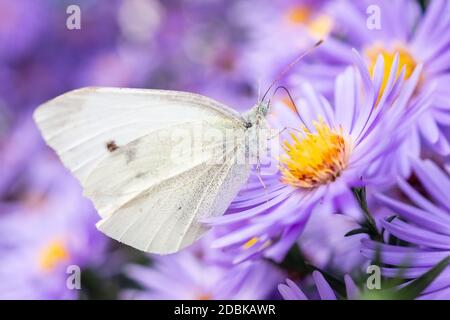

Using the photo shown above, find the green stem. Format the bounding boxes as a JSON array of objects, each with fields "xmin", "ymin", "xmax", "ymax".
[{"xmin": 352, "ymin": 187, "xmax": 382, "ymax": 241}]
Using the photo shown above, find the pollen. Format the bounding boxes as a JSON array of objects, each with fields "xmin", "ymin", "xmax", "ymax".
[
  {"xmin": 279, "ymin": 119, "xmax": 351, "ymax": 189},
  {"xmin": 365, "ymin": 43, "xmax": 419, "ymax": 96},
  {"xmin": 243, "ymin": 237, "xmax": 259, "ymax": 249},
  {"xmin": 286, "ymin": 6, "xmax": 311, "ymax": 24},
  {"xmin": 39, "ymin": 240, "xmax": 70, "ymax": 272},
  {"xmin": 242, "ymin": 237, "xmax": 272, "ymax": 250}
]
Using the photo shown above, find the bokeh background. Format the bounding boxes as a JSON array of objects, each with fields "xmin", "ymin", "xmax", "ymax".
[{"xmin": 0, "ymin": 0, "xmax": 444, "ymax": 300}]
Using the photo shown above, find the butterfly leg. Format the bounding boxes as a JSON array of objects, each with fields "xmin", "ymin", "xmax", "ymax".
[
  {"xmin": 267, "ymin": 127, "xmax": 303, "ymax": 140},
  {"xmin": 255, "ymin": 157, "xmax": 270, "ymax": 206}
]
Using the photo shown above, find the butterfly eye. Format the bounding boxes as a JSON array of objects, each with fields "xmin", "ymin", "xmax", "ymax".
[{"xmin": 258, "ymin": 102, "xmax": 269, "ymax": 116}]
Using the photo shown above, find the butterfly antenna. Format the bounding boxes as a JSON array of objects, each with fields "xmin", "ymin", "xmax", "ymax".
[
  {"xmin": 260, "ymin": 39, "xmax": 323, "ymax": 104},
  {"xmin": 269, "ymin": 85, "xmax": 308, "ymax": 128},
  {"xmin": 257, "ymin": 77, "xmax": 262, "ymax": 102}
]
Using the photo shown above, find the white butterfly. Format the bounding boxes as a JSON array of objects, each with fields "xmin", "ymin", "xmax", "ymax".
[{"xmin": 34, "ymin": 87, "xmax": 271, "ymax": 254}]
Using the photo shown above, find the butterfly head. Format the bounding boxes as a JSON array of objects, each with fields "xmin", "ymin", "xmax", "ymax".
[
  {"xmin": 243, "ymin": 101, "xmax": 269, "ymax": 129},
  {"xmin": 256, "ymin": 101, "xmax": 270, "ymax": 117}
]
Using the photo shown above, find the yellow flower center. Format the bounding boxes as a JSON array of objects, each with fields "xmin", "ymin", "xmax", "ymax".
[
  {"xmin": 286, "ymin": 5, "xmax": 333, "ymax": 39},
  {"xmin": 39, "ymin": 240, "xmax": 70, "ymax": 272},
  {"xmin": 279, "ymin": 119, "xmax": 351, "ymax": 188},
  {"xmin": 365, "ymin": 43, "xmax": 419, "ymax": 96}
]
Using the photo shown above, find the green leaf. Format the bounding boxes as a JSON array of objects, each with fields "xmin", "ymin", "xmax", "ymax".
[
  {"xmin": 393, "ymin": 256, "xmax": 450, "ymax": 299},
  {"xmin": 345, "ymin": 227, "xmax": 370, "ymax": 237},
  {"xmin": 381, "ymin": 215, "xmax": 397, "ymax": 240},
  {"xmin": 351, "ymin": 187, "xmax": 381, "ymax": 240}
]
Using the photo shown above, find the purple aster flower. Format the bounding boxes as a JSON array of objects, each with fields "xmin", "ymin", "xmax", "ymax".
[
  {"xmin": 296, "ymin": 0, "xmax": 450, "ymax": 158},
  {"xmin": 0, "ymin": 119, "xmax": 108, "ymax": 299},
  {"xmin": 361, "ymin": 158, "xmax": 450, "ymax": 299},
  {"xmin": 278, "ymin": 271, "xmax": 359, "ymax": 300},
  {"xmin": 234, "ymin": 0, "xmax": 333, "ymax": 87},
  {"xmin": 123, "ymin": 233, "xmax": 283, "ymax": 300},
  {"xmin": 298, "ymin": 210, "xmax": 368, "ymax": 274},
  {"xmin": 207, "ymin": 50, "xmax": 430, "ymax": 263}
]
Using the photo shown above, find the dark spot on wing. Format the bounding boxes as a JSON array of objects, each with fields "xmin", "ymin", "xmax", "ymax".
[
  {"xmin": 106, "ymin": 140, "xmax": 118, "ymax": 152},
  {"xmin": 125, "ymin": 148, "xmax": 137, "ymax": 164},
  {"xmin": 135, "ymin": 172, "xmax": 146, "ymax": 179},
  {"xmin": 178, "ymin": 206, "xmax": 182, "ymax": 210}
]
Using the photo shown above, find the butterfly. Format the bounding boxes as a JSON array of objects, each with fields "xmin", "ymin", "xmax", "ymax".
[
  {"xmin": 34, "ymin": 87, "xmax": 271, "ymax": 254},
  {"xmin": 33, "ymin": 40, "xmax": 322, "ymax": 254}
]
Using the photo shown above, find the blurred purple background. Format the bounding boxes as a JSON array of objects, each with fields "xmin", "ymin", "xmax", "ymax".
[{"xmin": 2, "ymin": 0, "xmax": 448, "ymax": 300}]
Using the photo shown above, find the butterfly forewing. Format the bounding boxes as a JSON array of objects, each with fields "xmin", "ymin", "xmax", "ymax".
[{"xmin": 34, "ymin": 87, "xmax": 252, "ymax": 253}]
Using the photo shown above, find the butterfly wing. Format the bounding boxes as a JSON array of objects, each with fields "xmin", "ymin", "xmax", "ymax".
[
  {"xmin": 93, "ymin": 133, "xmax": 250, "ymax": 253},
  {"xmin": 34, "ymin": 87, "xmax": 251, "ymax": 253}
]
